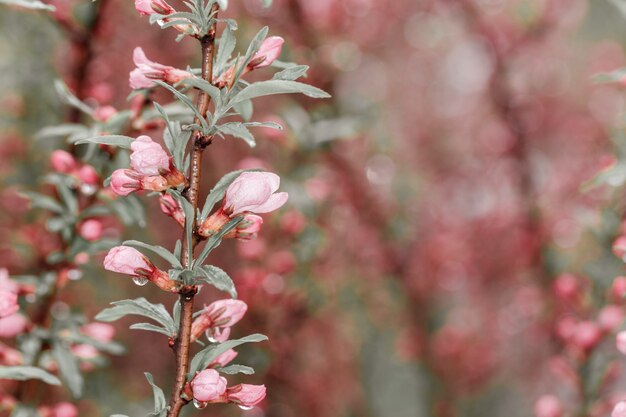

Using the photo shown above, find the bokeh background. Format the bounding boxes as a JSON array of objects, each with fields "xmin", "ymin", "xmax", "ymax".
[{"xmin": 4, "ymin": 0, "xmax": 626, "ymax": 416}]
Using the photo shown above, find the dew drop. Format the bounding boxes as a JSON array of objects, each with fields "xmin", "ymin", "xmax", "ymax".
[
  {"xmin": 238, "ymin": 405, "xmax": 254, "ymax": 411},
  {"xmin": 193, "ymin": 400, "xmax": 208, "ymax": 410},
  {"xmin": 132, "ymin": 277, "xmax": 149, "ymax": 286}
]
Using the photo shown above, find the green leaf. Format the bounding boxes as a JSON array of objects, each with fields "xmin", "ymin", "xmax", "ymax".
[
  {"xmin": 232, "ymin": 99, "xmax": 253, "ymax": 121},
  {"xmin": 0, "ymin": 366, "xmax": 61, "ymax": 385},
  {"xmin": 199, "ymin": 169, "xmax": 261, "ymax": 221},
  {"xmin": 194, "ymin": 217, "xmax": 243, "ymax": 267},
  {"xmin": 180, "ymin": 77, "xmax": 222, "ymax": 108},
  {"xmin": 22, "ymin": 192, "xmax": 65, "ymax": 214},
  {"xmin": 129, "ymin": 323, "xmax": 173, "ymax": 337},
  {"xmin": 155, "ymin": 81, "xmax": 210, "ymax": 132},
  {"xmin": 197, "ymin": 265, "xmax": 237, "ymax": 298},
  {"xmin": 233, "ymin": 27, "xmax": 268, "ymax": 83},
  {"xmin": 229, "ymin": 80, "xmax": 330, "ymax": 106},
  {"xmin": 52, "ymin": 343, "xmax": 83, "ymax": 398},
  {"xmin": 215, "ymin": 27, "xmax": 236, "ymax": 76},
  {"xmin": 75, "ymin": 135, "xmax": 133, "ymax": 149},
  {"xmin": 145, "ymin": 373, "xmax": 167, "ymax": 415},
  {"xmin": 35, "ymin": 124, "xmax": 87, "ymax": 141},
  {"xmin": 272, "ymin": 65, "xmax": 309, "ymax": 81},
  {"xmin": 122, "ymin": 240, "xmax": 183, "ymax": 269},
  {"xmin": 54, "ymin": 80, "xmax": 93, "ymax": 116},
  {"xmin": 217, "ymin": 122, "xmax": 255, "ymax": 147},
  {"xmin": 218, "ymin": 364, "xmax": 255, "ymax": 375},
  {"xmin": 0, "ymin": 0, "xmax": 55, "ymax": 10},
  {"xmin": 96, "ymin": 298, "xmax": 176, "ymax": 335},
  {"xmin": 188, "ymin": 334, "xmax": 268, "ymax": 377}
]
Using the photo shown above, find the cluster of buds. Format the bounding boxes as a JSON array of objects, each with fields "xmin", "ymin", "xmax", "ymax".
[
  {"xmin": 214, "ymin": 37, "xmax": 284, "ymax": 89},
  {"xmin": 111, "ymin": 135, "xmax": 185, "ymax": 196},
  {"xmin": 103, "ymin": 246, "xmax": 176, "ymax": 292},
  {"xmin": 129, "ymin": 48, "xmax": 193, "ymax": 90},
  {"xmin": 49, "ymin": 150, "xmax": 100, "ymax": 194},
  {"xmin": 198, "ymin": 172, "xmax": 288, "ymax": 239},
  {"xmin": 188, "ymin": 369, "xmax": 266, "ymax": 410}
]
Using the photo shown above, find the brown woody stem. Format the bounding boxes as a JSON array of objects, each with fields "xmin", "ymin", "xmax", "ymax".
[{"xmin": 167, "ymin": 6, "xmax": 219, "ymax": 417}]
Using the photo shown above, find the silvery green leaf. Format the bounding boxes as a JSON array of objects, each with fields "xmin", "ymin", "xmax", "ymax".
[
  {"xmin": 215, "ymin": 27, "xmax": 236, "ymax": 76},
  {"xmin": 188, "ymin": 334, "xmax": 268, "ymax": 377},
  {"xmin": 63, "ymin": 334, "xmax": 125, "ymax": 355},
  {"xmin": 199, "ymin": 169, "xmax": 261, "ymax": 221},
  {"xmin": 54, "ymin": 80, "xmax": 93, "ymax": 116},
  {"xmin": 122, "ymin": 240, "xmax": 183, "ymax": 269},
  {"xmin": 229, "ymin": 80, "xmax": 330, "ymax": 106},
  {"xmin": 217, "ymin": 122, "xmax": 255, "ymax": 147},
  {"xmin": 272, "ymin": 65, "xmax": 309, "ymax": 81},
  {"xmin": 216, "ymin": 0, "xmax": 227, "ymax": 9},
  {"xmin": 0, "ymin": 0, "xmax": 55, "ymax": 10},
  {"xmin": 52, "ymin": 343, "xmax": 83, "ymax": 398},
  {"xmin": 96, "ymin": 298, "xmax": 176, "ymax": 334},
  {"xmin": 75, "ymin": 135, "xmax": 133, "ymax": 149},
  {"xmin": 180, "ymin": 78, "xmax": 222, "ymax": 108},
  {"xmin": 198, "ymin": 265, "xmax": 237, "ymax": 298},
  {"xmin": 130, "ymin": 323, "xmax": 173, "ymax": 337},
  {"xmin": 177, "ymin": 196, "xmax": 195, "ymax": 265},
  {"xmin": 0, "ymin": 366, "xmax": 60, "ymax": 385},
  {"xmin": 22, "ymin": 192, "xmax": 65, "ymax": 214},
  {"xmin": 218, "ymin": 364, "xmax": 255, "ymax": 375},
  {"xmin": 233, "ymin": 27, "xmax": 269, "ymax": 83},
  {"xmin": 145, "ymin": 373, "xmax": 167, "ymax": 415},
  {"xmin": 194, "ymin": 217, "xmax": 243, "ymax": 266},
  {"xmin": 245, "ymin": 121, "xmax": 282, "ymax": 130},
  {"xmin": 155, "ymin": 81, "xmax": 209, "ymax": 132},
  {"xmin": 35, "ymin": 124, "xmax": 87, "ymax": 141},
  {"xmin": 232, "ymin": 99, "xmax": 253, "ymax": 121}
]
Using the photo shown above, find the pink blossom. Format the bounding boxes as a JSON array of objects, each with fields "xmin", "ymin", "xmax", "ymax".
[
  {"xmin": 598, "ymin": 305, "xmax": 624, "ymax": 331},
  {"xmin": 572, "ymin": 321, "xmax": 601, "ymax": 351},
  {"xmin": 71, "ymin": 344, "xmax": 99, "ymax": 359},
  {"xmin": 79, "ymin": 219, "xmax": 103, "ymax": 242},
  {"xmin": 614, "ymin": 401, "xmax": 626, "ymax": 417},
  {"xmin": 0, "ymin": 314, "xmax": 27, "ymax": 338},
  {"xmin": 81, "ymin": 323, "xmax": 115, "ymax": 343},
  {"xmin": 617, "ymin": 331, "xmax": 626, "ymax": 354},
  {"xmin": 552, "ymin": 274, "xmax": 579, "ymax": 300},
  {"xmin": 130, "ymin": 135, "xmax": 171, "ymax": 176},
  {"xmin": 534, "ymin": 395, "xmax": 563, "ymax": 417},
  {"xmin": 224, "ymin": 172, "xmax": 288, "ymax": 215},
  {"xmin": 226, "ymin": 384, "xmax": 266, "ymax": 408},
  {"xmin": 612, "ymin": 276, "xmax": 626, "ymax": 300},
  {"xmin": 0, "ymin": 291, "xmax": 18, "ymax": 319},
  {"xmin": 159, "ymin": 194, "xmax": 185, "ymax": 227},
  {"xmin": 93, "ymin": 105, "xmax": 117, "ymax": 122},
  {"xmin": 210, "ymin": 349, "xmax": 238, "ymax": 368},
  {"xmin": 134, "ymin": 0, "xmax": 174, "ymax": 15},
  {"xmin": 190, "ymin": 369, "xmax": 227, "ymax": 402},
  {"xmin": 78, "ymin": 165, "xmax": 99, "ymax": 185},
  {"xmin": 51, "ymin": 402, "xmax": 78, "ymax": 417},
  {"xmin": 50, "ymin": 150, "xmax": 76, "ymax": 173},
  {"xmin": 104, "ymin": 246, "xmax": 152, "ymax": 276},
  {"xmin": 248, "ymin": 37, "xmax": 284, "ymax": 70},
  {"xmin": 0, "ymin": 269, "xmax": 19, "ymax": 294},
  {"xmin": 129, "ymin": 48, "xmax": 193, "ymax": 90},
  {"xmin": 190, "ymin": 299, "xmax": 248, "ymax": 342},
  {"xmin": 226, "ymin": 214, "xmax": 263, "ymax": 240}
]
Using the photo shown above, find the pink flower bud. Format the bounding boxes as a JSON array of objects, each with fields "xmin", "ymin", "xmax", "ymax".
[
  {"xmin": 134, "ymin": 0, "xmax": 174, "ymax": 15},
  {"xmin": 104, "ymin": 246, "xmax": 153, "ymax": 276},
  {"xmin": 78, "ymin": 219, "xmax": 103, "ymax": 242},
  {"xmin": 130, "ymin": 135, "xmax": 171, "ymax": 176},
  {"xmin": 51, "ymin": 402, "xmax": 78, "ymax": 417},
  {"xmin": 81, "ymin": 323, "xmax": 115, "ymax": 343},
  {"xmin": 0, "ymin": 269, "xmax": 19, "ymax": 294},
  {"xmin": 210, "ymin": 349, "xmax": 238, "ymax": 368},
  {"xmin": 0, "ymin": 291, "xmax": 18, "ymax": 319},
  {"xmin": 534, "ymin": 395, "xmax": 563, "ymax": 417},
  {"xmin": 617, "ymin": 331, "xmax": 626, "ymax": 354},
  {"xmin": 130, "ymin": 48, "xmax": 193, "ymax": 90},
  {"xmin": 78, "ymin": 165, "xmax": 100, "ymax": 185},
  {"xmin": 224, "ymin": 172, "xmax": 288, "ymax": 216},
  {"xmin": 0, "ymin": 314, "xmax": 27, "ymax": 338},
  {"xmin": 614, "ymin": 401, "xmax": 626, "ymax": 417},
  {"xmin": 225, "ymin": 214, "xmax": 263, "ymax": 240},
  {"xmin": 191, "ymin": 299, "xmax": 247, "ymax": 342},
  {"xmin": 50, "ymin": 150, "xmax": 76, "ymax": 173},
  {"xmin": 190, "ymin": 369, "xmax": 227, "ymax": 402},
  {"xmin": 612, "ymin": 277, "xmax": 626, "ymax": 301},
  {"xmin": 159, "ymin": 194, "xmax": 185, "ymax": 227},
  {"xmin": 226, "ymin": 384, "xmax": 266, "ymax": 408},
  {"xmin": 71, "ymin": 344, "xmax": 99, "ymax": 359},
  {"xmin": 111, "ymin": 169, "xmax": 142, "ymax": 196},
  {"xmin": 93, "ymin": 105, "xmax": 117, "ymax": 122},
  {"xmin": 572, "ymin": 321, "xmax": 601, "ymax": 351},
  {"xmin": 598, "ymin": 305, "xmax": 624, "ymax": 332},
  {"xmin": 103, "ymin": 246, "xmax": 176, "ymax": 292},
  {"xmin": 614, "ymin": 236, "xmax": 626, "ymax": 261},
  {"xmin": 553, "ymin": 274, "xmax": 579, "ymax": 300},
  {"xmin": 248, "ymin": 37, "xmax": 284, "ymax": 70}
]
